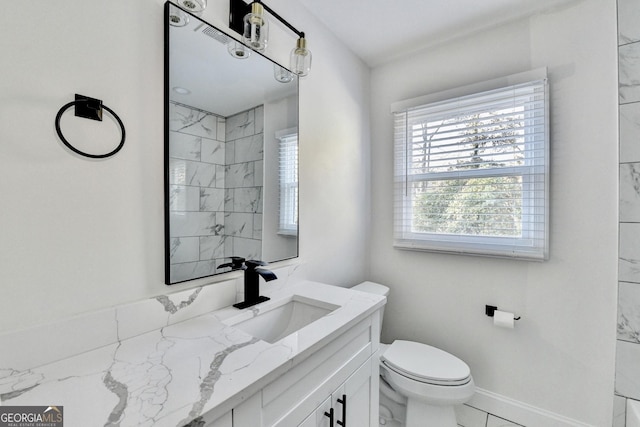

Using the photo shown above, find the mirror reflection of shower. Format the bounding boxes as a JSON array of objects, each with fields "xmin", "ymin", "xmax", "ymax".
[{"xmin": 165, "ymin": 2, "xmax": 299, "ymax": 285}]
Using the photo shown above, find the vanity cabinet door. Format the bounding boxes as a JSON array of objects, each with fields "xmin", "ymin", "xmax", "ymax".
[
  {"xmin": 299, "ymin": 414, "xmax": 316, "ymax": 427},
  {"xmin": 232, "ymin": 392, "xmax": 262, "ymax": 427},
  {"xmin": 299, "ymin": 412, "xmax": 318, "ymax": 427},
  {"xmin": 300, "ymin": 357, "xmax": 377, "ymax": 427},
  {"xmin": 205, "ymin": 410, "xmax": 232, "ymax": 427},
  {"xmin": 300, "ymin": 396, "xmax": 331, "ymax": 427},
  {"xmin": 333, "ymin": 357, "xmax": 376, "ymax": 427}
]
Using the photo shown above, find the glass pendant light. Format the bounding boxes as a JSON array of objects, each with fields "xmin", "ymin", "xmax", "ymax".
[
  {"xmin": 290, "ymin": 36, "xmax": 311, "ymax": 77},
  {"xmin": 176, "ymin": 0, "xmax": 207, "ymax": 16},
  {"xmin": 243, "ymin": 2, "xmax": 269, "ymax": 51},
  {"xmin": 228, "ymin": 41, "xmax": 251, "ymax": 59},
  {"xmin": 229, "ymin": 0, "xmax": 311, "ymax": 76},
  {"xmin": 274, "ymin": 65, "xmax": 294, "ymax": 83},
  {"xmin": 168, "ymin": 6, "xmax": 190, "ymax": 27}
]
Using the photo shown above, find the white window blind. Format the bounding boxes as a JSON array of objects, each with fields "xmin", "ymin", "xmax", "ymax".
[
  {"xmin": 393, "ymin": 71, "xmax": 549, "ymax": 260},
  {"xmin": 277, "ymin": 129, "xmax": 298, "ymax": 236}
]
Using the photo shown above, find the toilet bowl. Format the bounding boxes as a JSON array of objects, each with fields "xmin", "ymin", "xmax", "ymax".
[
  {"xmin": 379, "ymin": 374, "xmax": 406, "ymax": 426},
  {"xmin": 352, "ymin": 282, "xmax": 475, "ymax": 427}
]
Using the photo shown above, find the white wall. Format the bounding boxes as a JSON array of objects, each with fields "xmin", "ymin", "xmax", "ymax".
[
  {"xmin": 369, "ymin": 0, "xmax": 618, "ymax": 425},
  {"xmin": 0, "ymin": 1, "xmax": 370, "ymax": 332}
]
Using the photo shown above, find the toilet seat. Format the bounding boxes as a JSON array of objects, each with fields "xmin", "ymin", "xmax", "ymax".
[{"xmin": 381, "ymin": 340, "xmax": 471, "ymax": 386}]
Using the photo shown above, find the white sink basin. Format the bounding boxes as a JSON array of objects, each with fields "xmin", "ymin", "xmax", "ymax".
[{"xmin": 224, "ymin": 295, "xmax": 339, "ymax": 343}]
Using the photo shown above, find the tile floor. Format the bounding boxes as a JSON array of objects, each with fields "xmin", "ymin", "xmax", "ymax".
[{"xmin": 456, "ymin": 404, "xmax": 523, "ymax": 427}]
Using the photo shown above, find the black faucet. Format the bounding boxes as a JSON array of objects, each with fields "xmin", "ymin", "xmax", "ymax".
[
  {"xmin": 233, "ymin": 260, "xmax": 277, "ymax": 309},
  {"xmin": 217, "ymin": 256, "xmax": 247, "ymax": 271}
]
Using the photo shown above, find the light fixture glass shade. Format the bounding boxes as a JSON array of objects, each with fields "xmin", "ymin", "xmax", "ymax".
[
  {"xmin": 290, "ymin": 37, "xmax": 311, "ymax": 77},
  {"xmin": 274, "ymin": 65, "xmax": 294, "ymax": 83},
  {"xmin": 243, "ymin": 3, "xmax": 268, "ymax": 51},
  {"xmin": 168, "ymin": 6, "xmax": 190, "ymax": 27},
  {"xmin": 228, "ymin": 41, "xmax": 252, "ymax": 59},
  {"xmin": 172, "ymin": 86, "xmax": 191, "ymax": 95},
  {"xmin": 176, "ymin": 0, "xmax": 207, "ymax": 16}
]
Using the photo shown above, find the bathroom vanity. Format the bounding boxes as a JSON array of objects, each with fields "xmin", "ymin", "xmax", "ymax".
[
  {"xmin": 211, "ymin": 297, "xmax": 380, "ymax": 427},
  {"xmin": 0, "ymin": 277, "xmax": 384, "ymax": 427}
]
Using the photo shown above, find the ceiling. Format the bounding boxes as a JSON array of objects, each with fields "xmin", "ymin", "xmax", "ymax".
[{"xmin": 298, "ymin": 0, "xmax": 577, "ymax": 67}]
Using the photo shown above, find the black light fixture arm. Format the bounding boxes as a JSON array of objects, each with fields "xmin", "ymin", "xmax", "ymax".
[
  {"xmin": 229, "ymin": 0, "xmax": 305, "ymax": 40},
  {"xmin": 252, "ymin": 0, "xmax": 304, "ymax": 39},
  {"xmin": 229, "ymin": 0, "xmax": 311, "ymax": 75}
]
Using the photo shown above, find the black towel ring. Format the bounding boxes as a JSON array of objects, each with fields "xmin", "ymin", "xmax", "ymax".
[{"xmin": 55, "ymin": 94, "xmax": 126, "ymax": 159}]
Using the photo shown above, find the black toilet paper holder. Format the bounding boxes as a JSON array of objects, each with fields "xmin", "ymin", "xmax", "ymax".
[{"xmin": 485, "ymin": 305, "xmax": 521, "ymax": 320}]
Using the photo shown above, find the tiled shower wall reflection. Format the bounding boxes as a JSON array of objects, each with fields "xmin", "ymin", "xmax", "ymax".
[
  {"xmin": 168, "ymin": 102, "xmax": 263, "ymax": 283},
  {"xmin": 224, "ymin": 106, "xmax": 264, "ymax": 263},
  {"xmin": 615, "ymin": 0, "xmax": 640, "ymax": 424}
]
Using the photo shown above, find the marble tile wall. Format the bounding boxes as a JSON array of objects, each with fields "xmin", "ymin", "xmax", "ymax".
[
  {"xmin": 169, "ymin": 102, "xmax": 227, "ymax": 283},
  {"xmin": 168, "ymin": 103, "xmax": 265, "ymax": 283},
  {"xmin": 617, "ymin": 0, "xmax": 640, "ymax": 424},
  {"xmin": 224, "ymin": 106, "xmax": 264, "ymax": 262}
]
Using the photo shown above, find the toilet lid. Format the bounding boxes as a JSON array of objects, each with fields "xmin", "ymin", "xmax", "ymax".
[{"xmin": 381, "ymin": 340, "xmax": 471, "ymax": 385}]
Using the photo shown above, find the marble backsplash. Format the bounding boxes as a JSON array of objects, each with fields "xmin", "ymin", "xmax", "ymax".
[
  {"xmin": 0, "ymin": 263, "xmax": 303, "ymax": 373},
  {"xmin": 168, "ymin": 103, "xmax": 264, "ymax": 283}
]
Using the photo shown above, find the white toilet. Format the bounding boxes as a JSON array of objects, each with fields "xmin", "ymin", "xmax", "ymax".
[{"xmin": 351, "ymin": 282, "xmax": 475, "ymax": 427}]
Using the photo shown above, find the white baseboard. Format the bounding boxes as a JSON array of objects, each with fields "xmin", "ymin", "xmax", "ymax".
[{"xmin": 467, "ymin": 387, "xmax": 595, "ymax": 427}]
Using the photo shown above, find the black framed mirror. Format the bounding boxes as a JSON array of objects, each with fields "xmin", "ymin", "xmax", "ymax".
[{"xmin": 164, "ymin": 2, "xmax": 299, "ymax": 284}]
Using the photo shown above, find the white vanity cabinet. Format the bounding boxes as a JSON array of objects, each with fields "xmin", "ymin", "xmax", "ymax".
[
  {"xmin": 300, "ymin": 356, "xmax": 378, "ymax": 427},
  {"xmin": 229, "ymin": 309, "xmax": 381, "ymax": 427},
  {"xmin": 208, "ymin": 412, "xmax": 233, "ymax": 427}
]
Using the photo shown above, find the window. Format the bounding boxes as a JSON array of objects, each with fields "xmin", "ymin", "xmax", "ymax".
[
  {"xmin": 277, "ymin": 129, "xmax": 298, "ymax": 236},
  {"xmin": 393, "ymin": 69, "xmax": 549, "ymax": 260}
]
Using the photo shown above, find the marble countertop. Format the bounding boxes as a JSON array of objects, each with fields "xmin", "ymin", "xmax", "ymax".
[{"xmin": 0, "ymin": 281, "xmax": 385, "ymax": 427}]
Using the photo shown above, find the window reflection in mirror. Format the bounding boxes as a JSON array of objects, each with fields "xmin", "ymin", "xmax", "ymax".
[{"xmin": 276, "ymin": 129, "xmax": 298, "ymax": 236}]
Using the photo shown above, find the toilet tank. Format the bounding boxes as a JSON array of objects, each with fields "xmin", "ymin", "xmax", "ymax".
[{"xmin": 351, "ymin": 281, "xmax": 389, "ymax": 328}]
